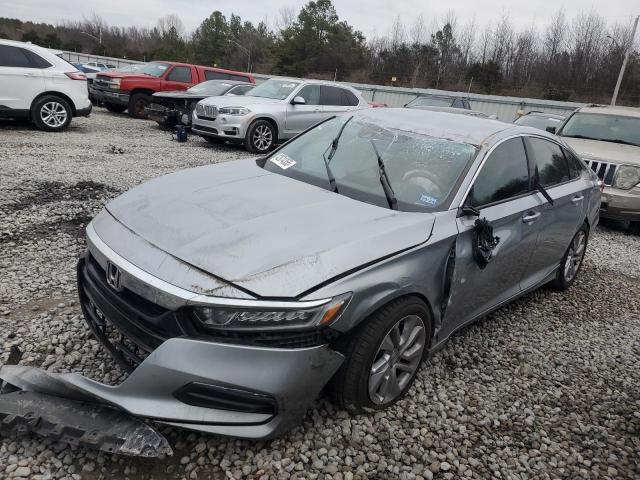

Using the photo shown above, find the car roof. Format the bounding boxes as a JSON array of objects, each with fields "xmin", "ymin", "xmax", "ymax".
[
  {"xmin": 263, "ymin": 77, "xmax": 358, "ymax": 88},
  {"xmin": 354, "ymin": 107, "xmax": 526, "ymax": 146},
  {"xmin": 200, "ymin": 79, "xmax": 252, "ymax": 85},
  {"xmin": 577, "ymin": 105, "xmax": 640, "ymax": 118},
  {"xmin": 522, "ymin": 111, "xmax": 565, "ymax": 119}
]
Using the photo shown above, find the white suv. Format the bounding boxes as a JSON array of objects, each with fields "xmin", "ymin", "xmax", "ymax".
[{"xmin": 0, "ymin": 39, "xmax": 92, "ymax": 131}]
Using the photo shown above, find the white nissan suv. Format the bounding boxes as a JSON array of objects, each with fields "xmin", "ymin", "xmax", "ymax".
[{"xmin": 0, "ymin": 39, "xmax": 92, "ymax": 131}]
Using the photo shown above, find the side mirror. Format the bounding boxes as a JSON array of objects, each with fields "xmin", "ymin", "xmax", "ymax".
[
  {"xmin": 291, "ymin": 96, "xmax": 306, "ymax": 105},
  {"xmin": 546, "ymin": 126, "xmax": 557, "ymax": 134},
  {"xmin": 460, "ymin": 204, "xmax": 481, "ymax": 217}
]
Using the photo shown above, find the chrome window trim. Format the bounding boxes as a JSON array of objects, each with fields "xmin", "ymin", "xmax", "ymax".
[{"xmin": 86, "ymin": 223, "xmax": 332, "ymax": 310}]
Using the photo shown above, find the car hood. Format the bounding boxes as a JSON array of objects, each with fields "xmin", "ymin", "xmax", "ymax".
[
  {"xmin": 199, "ymin": 95, "xmax": 281, "ymax": 107},
  {"xmin": 562, "ymin": 137, "xmax": 640, "ymax": 166},
  {"xmin": 104, "ymin": 159, "xmax": 435, "ymax": 298}
]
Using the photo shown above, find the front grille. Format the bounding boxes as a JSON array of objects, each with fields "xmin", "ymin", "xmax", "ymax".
[
  {"xmin": 584, "ymin": 159, "xmax": 618, "ymax": 186},
  {"xmin": 93, "ymin": 76, "xmax": 118, "ymax": 90},
  {"xmin": 77, "ymin": 253, "xmax": 183, "ymax": 371},
  {"xmin": 196, "ymin": 103, "xmax": 217, "ymax": 119}
]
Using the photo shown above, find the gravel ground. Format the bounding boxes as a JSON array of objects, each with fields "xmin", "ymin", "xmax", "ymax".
[{"xmin": 0, "ymin": 109, "xmax": 639, "ymax": 480}]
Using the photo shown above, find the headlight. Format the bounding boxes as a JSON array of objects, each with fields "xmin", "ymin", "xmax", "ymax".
[
  {"xmin": 612, "ymin": 165, "xmax": 640, "ymax": 190},
  {"xmin": 218, "ymin": 106, "xmax": 250, "ymax": 116},
  {"xmin": 191, "ymin": 294, "xmax": 351, "ymax": 331},
  {"xmin": 110, "ymin": 78, "xmax": 121, "ymax": 89}
]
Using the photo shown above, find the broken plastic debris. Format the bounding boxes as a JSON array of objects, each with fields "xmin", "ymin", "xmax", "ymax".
[{"xmin": 0, "ymin": 389, "xmax": 172, "ymax": 457}]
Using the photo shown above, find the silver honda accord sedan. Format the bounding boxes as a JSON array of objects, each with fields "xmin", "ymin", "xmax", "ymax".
[{"xmin": 0, "ymin": 108, "xmax": 600, "ymax": 443}]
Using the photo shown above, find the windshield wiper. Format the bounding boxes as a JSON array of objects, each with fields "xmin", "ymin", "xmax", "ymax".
[
  {"xmin": 562, "ymin": 134, "xmax": 596, "ymax": 140},
  {"xmin": 534, "ymin": 174, "xmax": 554, "ymax": 206},
  {"xmin": 320, "ymin": 115, "xmax": 354, "ymax": 193},
  {"xmin": 326, "ymin": 116, "xmax": 353, "ymax": 162},
  {"xmin": 605, "ymin": 138, "xmax": 640, "ymax": 147},
  {"xmin": 370, "ymin": 140, "xmax": 398, "ymax": 210}
]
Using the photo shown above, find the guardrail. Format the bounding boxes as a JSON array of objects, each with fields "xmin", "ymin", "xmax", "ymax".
[{"xmin": 56, "ymin": 50, "xmax": 142, "ymax": 69}]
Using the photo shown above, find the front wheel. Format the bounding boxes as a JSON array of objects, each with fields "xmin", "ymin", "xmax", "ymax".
[
  {"xmin": 329, "ymin": 296, "xmax": 431, "ymax": 413},
  {"xmin": 550, "ymin": 225, "xmax": 588, "ymax": 290},
  {"xmin": 245, "ymin": 119, "xmax": 276, "ymax": 153},
  {"xmin": 128, "ymin": 93, "xmax": 151, "ymax": 119},
  {"xmin": 31, "ymin": 95, "xmax": 72, "ymax": 132}
]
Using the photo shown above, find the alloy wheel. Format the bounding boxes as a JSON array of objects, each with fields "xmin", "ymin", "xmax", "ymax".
[
  {"xmin": 253, "ymin": 124, "xmax": 273, "ymax": 151},
  {"xmin": 368, "ymin": 314, "xmax": 426, "ymax": 405},
  {"xmin": 563, "ymin": 230, "xmax": 586, "ymax": 282},
  {"xmin": 40, "ymin": 102, "xmax": 68, "ymax": 128}
]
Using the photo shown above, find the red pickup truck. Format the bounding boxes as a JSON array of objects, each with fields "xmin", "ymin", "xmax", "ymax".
[{"xmin": 91, "ymin": 61, "xmax": 255, "ymax": 118}]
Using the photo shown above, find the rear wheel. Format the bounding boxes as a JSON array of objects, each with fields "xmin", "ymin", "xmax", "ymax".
[
  {"xmin": 245, "ymin": 119, "xmax": 276, "ymax": 153},
  {"xmin": 128, "ymin": 93, "xmax": 151, "ymax": 119},
  {"xmin": 31, "ymin": 95, "xmax": 72, "ymax": 132},
  {"xmin": 104, "ymin": 103, "xmax": 127, "ymax": 113},
  {"xmin": 550, "ymin": 224, "xmax": 588, "ymax": 290},
  {"xmin": 329, "ymin": 296, "xmax": 431, "ymax": 413}
]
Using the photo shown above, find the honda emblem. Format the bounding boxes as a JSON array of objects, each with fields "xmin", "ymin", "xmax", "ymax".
[{"xmin": 106, "ymin": 261, "xmax": 123, "ymax": 291}]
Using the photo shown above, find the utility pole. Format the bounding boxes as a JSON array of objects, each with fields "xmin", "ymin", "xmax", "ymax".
[{"xmin": 611, "ymin": 15, "xmax": 639, "ymax": 106}]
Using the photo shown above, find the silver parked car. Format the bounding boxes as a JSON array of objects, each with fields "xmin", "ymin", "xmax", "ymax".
[
  {"xmin": 192, "ymin": 78, "xmax": 369, "ymax": 152},
  {"xmin": 0, "ymin": 109, "xmax": 600, "ymax": 451}
]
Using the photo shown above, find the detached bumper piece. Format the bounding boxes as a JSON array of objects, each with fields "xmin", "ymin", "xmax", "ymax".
[{"xmin": 0, "ymin": 389, "xmax": 171, "ymax": 457}]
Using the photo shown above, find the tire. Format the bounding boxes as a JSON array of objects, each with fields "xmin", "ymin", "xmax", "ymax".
[
  {"xmin": 204, "ymin": 136, "xmax": 226, "ymax": 144},
  {"xmin": 128, "ymin": 93, "xmax": 151, "ymax": 119},
  {"xmin": 245, "ymin": 119, "xmax": 276, "ymax": 153},
  {"xmin": 31, "ymin": 95, "xmax": 72, "ymax": 132},
  {"xmin": 329, "ymin": 296, "xmax": 431, "ymax": 414},
  {"xmin": 550, "ymin": 224, "xmax": 589, "ymax": 291},
  {"xmin": 104, "ymin": 102, "xmax": 127, "ymax": 113},
  {"xmin": 627, "ymin": 221, "xmax": 640, "ymax": 236}
]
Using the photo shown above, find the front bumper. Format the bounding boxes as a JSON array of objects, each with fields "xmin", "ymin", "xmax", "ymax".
[
  {"xmin": 191, "ymin": 110, "xmax": 249, "ymax": 140},
  {"xmin": 35, "ymin": 251, "xmax": 344, "ymax": 440},
  {"xmin": 75, "ymin": 104, "xmax": 93, "ymax": 117},
  {"xmin": 600, "ymin": 185, "xmax": 640, "ymax": 222},
  {"xmin": 0, "ymin": 337, "xmax": 343, "ymax": 440},
  {"xmin": 92, "ymin": 87, "xmax": 130, "ymax": 106}
]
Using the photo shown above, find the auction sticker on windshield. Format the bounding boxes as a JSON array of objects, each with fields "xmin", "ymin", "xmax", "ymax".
[{"xmin": 270, "ymin": 153, "xmax": 297, "ymax": 170}]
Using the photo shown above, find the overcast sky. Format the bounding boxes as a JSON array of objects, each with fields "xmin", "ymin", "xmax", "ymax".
[{"xmin": 1, "ymin": 0, "xmax": 637, "ymax": 38}]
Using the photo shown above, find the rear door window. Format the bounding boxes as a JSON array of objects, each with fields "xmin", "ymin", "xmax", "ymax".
[
  {"xmin": 564, "ymin": 148, "xmax": 585, "ymax": 180},
  {"xmin": 320, "ymin": 86, "xmax": 345, "ymax": 106},
  {"xmin": 469, "ymin": 138, "xmax": 530, "ymax": 207},
  {"xmin": 166, "ymin": 66, "xmax": 193, "ymax": 83},
  {"xmin": 525, "ymin": 137, "xmax": 570, "ymax": 187}
]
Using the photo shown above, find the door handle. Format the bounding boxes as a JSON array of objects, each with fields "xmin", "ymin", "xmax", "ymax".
[
  {"xmin": 571, "ymin": 195, "xmax": 584, "ymax": 205},
  {"xmin": 522, "ymin": 211, "xmax": 541, "ymax": 223},
  {"xmin": 313, "ymin": 108, "xmax": 321, "ymax": 112}
]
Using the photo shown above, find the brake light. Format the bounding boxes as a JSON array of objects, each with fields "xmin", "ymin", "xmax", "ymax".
[{"xmin": 65, "ymin": 72, "xmax": 87, "ymax": 80}]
